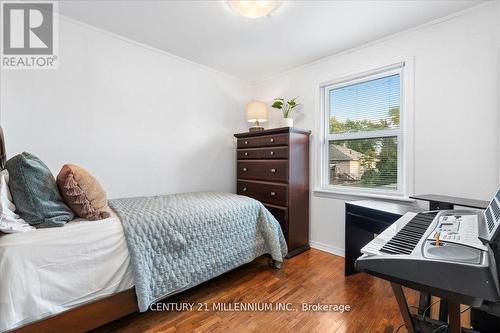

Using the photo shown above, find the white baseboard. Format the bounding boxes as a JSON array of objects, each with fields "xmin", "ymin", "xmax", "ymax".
[{"xmin": 310, "ymin": 241, "xmax": 345, "ymax": 257}]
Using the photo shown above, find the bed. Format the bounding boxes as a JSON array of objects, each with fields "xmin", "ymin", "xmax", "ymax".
[
  {"xmin": 0, "ymin": 212, "xmax": 134, "ymax": 332},
  {"xmin": 0, "ymin": 127, "xmax": 288, "ymax": 333}
]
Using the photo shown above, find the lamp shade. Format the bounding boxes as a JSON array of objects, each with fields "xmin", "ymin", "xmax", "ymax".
[{"xmin": 245, "ymin": 101, "xmax": 268, "ymax": 123}]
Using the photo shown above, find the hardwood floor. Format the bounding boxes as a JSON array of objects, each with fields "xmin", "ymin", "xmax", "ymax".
[{"xmin": 92, "ymin": 249, "xmax": 417, "ymax": 333}]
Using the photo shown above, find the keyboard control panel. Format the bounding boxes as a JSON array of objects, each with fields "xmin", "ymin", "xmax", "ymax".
[{"xmin": 427, "ymin": 213, "xmax": 487, "ymax": 251}]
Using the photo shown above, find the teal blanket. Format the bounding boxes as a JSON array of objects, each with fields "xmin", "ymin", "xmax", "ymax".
[{"xmin": 109, "ymin": 192, "xmax": 288, "ymax": 311}]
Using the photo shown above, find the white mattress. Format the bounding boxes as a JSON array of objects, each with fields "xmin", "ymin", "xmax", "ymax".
[{"xmin": 0, "ymin": 212, "xmax": 134, "ymax": 332}]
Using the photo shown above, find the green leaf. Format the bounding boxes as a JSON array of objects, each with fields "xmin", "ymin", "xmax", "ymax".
[{"xmin": 271, "ymin": 101, "xmax": 283, "ymax": 109}]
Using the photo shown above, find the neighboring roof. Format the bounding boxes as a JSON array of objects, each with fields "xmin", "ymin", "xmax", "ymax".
[{"xmin": 330, "ymin": 144, "xmax": 364, "ymax": 161}]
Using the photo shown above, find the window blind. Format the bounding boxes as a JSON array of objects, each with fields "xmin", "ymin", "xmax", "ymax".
[
  {"xmin": 329, "ymin": 74, "xmax": 400, "ymax": 134},
  {"xmin": 326, "ymin": 70, "xmax": 402, "ymax": 190}
]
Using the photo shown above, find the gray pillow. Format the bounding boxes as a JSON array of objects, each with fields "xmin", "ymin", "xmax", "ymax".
[{"xmin": 5, "ymin": 152, "xmax": 74, "ymax": 228}]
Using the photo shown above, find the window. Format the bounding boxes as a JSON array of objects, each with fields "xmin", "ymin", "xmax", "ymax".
[{"xmin": 318, "ymin": 63, "xmax": 408, "ymax": 197}]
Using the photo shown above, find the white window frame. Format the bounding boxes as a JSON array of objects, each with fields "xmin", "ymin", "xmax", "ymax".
[{"xmin": 314, "ymin": 60, "xmax": 414, "ymax": 201}]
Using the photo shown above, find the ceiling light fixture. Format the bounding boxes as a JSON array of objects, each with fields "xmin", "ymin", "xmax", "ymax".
[{"xmin": 228, "ymin": 0, "xmax": 277, "ymax": 19}]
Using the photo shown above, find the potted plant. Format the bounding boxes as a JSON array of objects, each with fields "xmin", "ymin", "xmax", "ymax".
[{"xmin": 271, "ymin": 97, "xmax": 300, "ymax": 127}]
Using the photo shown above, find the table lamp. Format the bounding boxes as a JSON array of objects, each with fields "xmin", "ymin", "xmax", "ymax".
[{"xmin": 246, "ymin": 101, "xmax": 268, "ymax": 132}]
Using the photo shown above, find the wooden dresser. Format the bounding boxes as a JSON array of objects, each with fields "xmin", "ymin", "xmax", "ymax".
[{"xmin": 234, "ymin": 127, "xmax": 311, "ymax": 258}]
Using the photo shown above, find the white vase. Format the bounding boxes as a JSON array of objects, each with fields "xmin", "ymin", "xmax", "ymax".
[{"xmin": 281, "ymin": 118, "xmax": 293, "ymax": 128}]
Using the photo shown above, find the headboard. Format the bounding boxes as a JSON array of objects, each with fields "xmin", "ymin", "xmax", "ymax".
[{"xmin": 0, "ymin": 127, "xmax": 6, "ymax": 169}]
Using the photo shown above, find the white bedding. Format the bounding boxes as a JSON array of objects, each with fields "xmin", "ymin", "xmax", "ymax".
[{"xmin": 0, "ymin": 212, "xmax": 134, "ymax": 332}]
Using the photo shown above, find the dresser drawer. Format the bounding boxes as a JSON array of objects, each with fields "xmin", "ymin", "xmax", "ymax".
[
  {"xmin": 237, "ymin": 148, "xmax": 261, "ymax": 159},
  {"xmin": 259, "ymin": 133, "xmax": 288, "ymax": 147},
  {"xmin": 238, "ymin": 147, "xmax": 288, "ymax": 160},
  {"xmin": 260, "ymin": 146, "xmax": 288, "ymax": 159},
  {"xmin": 237, "ymin": 160, "xmax": 288, "ymax": 182},
  {"xmin": 237, "ymin": 181, "xmax": 288, "ymax": 206},
  {"xmin": 237, "ymin": 137, "xmax": 261, "ymax": 148},
  {"xmin": 264, "ymin": 204, "xmax": 288, "ymax": 236}
]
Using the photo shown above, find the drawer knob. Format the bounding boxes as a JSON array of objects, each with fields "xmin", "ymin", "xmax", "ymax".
[
  {"xmin": 242, "ymin": 187, "xmax": 248, "ymax": 192},
  {"xmin": 244, "ymin": 152, "xmax": 248, "ymax": 156},
  {"xmin": 270, "ymin": 151, "xmax": 274, "ymax": 156},
  {"xmin": 270, "ymin": 168, "xmax": 276, "ymax": 173},
  {"xmin": 270, "ymin": 192, "xmax": 276, "ymax": 197},
  {"xmin": 270, "ymin": 138, "xmax": 275, "ymax": 143},
  {"xmin": 244, "ymin": 141, "xmax": 248, "ymax": 145},
  {"xmin": 243, "ymin": 167, "xmax": 248, "ymax": 172}
]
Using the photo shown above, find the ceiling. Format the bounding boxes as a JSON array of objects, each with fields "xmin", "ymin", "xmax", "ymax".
[{"xmin": 59, "ymin": 1, "xmax": 483, "ymax": 81}]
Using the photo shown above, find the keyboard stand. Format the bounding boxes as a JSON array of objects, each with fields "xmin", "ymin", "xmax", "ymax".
[
  {"xmin": 391, "ymin": 282, "xmax": 467, "ymax": 333},
  {"xmin": 391, "ymin": 283, "xmax": 416, "ymax": 333},
  {"xmin": 448, "ymin": 301, "xmax": 461, "ymax": 333}
]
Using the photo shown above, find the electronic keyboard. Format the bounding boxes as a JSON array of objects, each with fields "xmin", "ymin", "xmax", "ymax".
[{"xmin": 356, "ymin": 189, "xmax": 500, "ymax": 307}]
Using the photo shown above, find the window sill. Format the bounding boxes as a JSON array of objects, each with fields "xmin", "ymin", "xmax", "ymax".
[{"xmin": 313, "ymin": 187, "xmax": 415, "ymax": 203}]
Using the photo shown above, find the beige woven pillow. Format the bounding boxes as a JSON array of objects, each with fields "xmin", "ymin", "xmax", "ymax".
[{"xmin": 57, "ymin": 164, "xmax": 110, "ymax": 220}]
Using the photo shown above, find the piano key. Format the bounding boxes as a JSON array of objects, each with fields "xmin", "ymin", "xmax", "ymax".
[
  {"xmin": 380, "ymin": 244, "xmax": 407, "ymax": 253},
  {"xmin": 394, "ymin": 234, "xmax": 420, "ymax": 242},
  {"xmin": 398, "ymin": 231, "xmax": 421, "ymax": 239},
  {"xmin": 385, "ymin": 241, "xmax": 415, "ymax": 250},
  {"xmin": 378, "ymin": 212, "xmax": 438, "ymax": 255},
  {"xmin": 403, "ymin": 226, "xmax": 427, "ymax": 233},
  {"xmin": 379, "ymin": 247, "xmax": 403, "ymax": 255},
  {"xmin": 389, "ymin": 240, "xmax": 417, "ymax": 248},
  {"xmin": 386, "ymin": 238, "xmax": 415, "ymax": 248},
  {"xmin": 392, "ymin": 235, "xmax": 420, "ymax": 244},
  {"xmin": 381, "ymin": 245, "xmax": 411, "ymax": 255}
]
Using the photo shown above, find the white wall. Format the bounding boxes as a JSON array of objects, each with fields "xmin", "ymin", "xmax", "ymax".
[
  {"xmin": 253, "ymin": 2, "xmax": 500, "ymax": 255},
  {"xmin": 1, "ymin": 3, "xmax": 498, "ymax": 256},
  {"xmin": 0, "ymin": 17, "xmax": 251, "ymax": 199}
]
